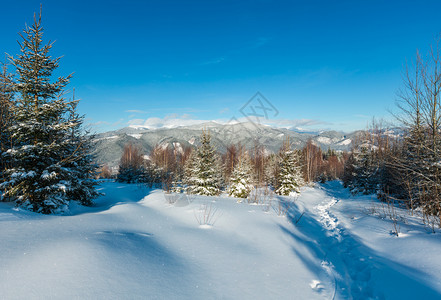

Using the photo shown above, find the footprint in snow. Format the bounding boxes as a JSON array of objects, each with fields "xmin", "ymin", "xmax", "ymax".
[{"xmin": 310, "ymin": 280, "xmax": 324, "ymax": 292}]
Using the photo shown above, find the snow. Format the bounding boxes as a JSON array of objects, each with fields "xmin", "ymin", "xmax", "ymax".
[
  {"xmin": 337, "ymin": 138, "xmax": 352, "ymax": 146},
  {"xmin": 173, "ymin": 142, "xmax": 183, "ymax": 154},
  {"xmin": 128, "ymin": 124, "xmax": 155, "ymax": 130},
  {"xmin": 93, "ymin": 135, "xmax": 119, "ymax": 142},
  {"xmin": 12, "ymin": 170, "xmax": 36, "ymax": 179},
  {"xmin": 317, "ymin": 136, "xmax": 333, "ymax": 144},
  {"xmin": 128, "ymin": 133, "xmax": 143, "ymax": 139},
  {"xmin": 41, "ymin": 170, "xmax": 56, "ymax": 180},
  {"xmin": 105, "ymin": 135, "xmax": 119, "ymax": 140},
  {"xmin": 295, "ymin": 182, "xmax": 441, "ymax": 299},
  {"xmin": 361, "ymin": 142, "xmax": 379, "ymax": 150},
  {"xmin": 159, "ymin": 142, "xmax": 168, "ymax": 150},
  {"xmin": 1, "ymin": 181, "xmax": 441, "ymax": 299}
]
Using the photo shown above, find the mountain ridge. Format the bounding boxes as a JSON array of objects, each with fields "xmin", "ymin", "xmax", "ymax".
[{"xmin": 93, "ymin": 122, "xmax": 363, "ymax": 170}]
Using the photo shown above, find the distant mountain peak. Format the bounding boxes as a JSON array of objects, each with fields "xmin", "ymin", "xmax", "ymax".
[{"xmin": 93, "ymin": 122, "xmax": 361, "ymax": 168}]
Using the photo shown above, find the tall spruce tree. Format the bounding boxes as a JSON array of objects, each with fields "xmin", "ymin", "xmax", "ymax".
[
  {"xmin": 0, "ymin": 62, "xmax": 14, "ymax": 202},
  {"xmin": 183, "ymin": 149, "xmax": 198, "ymax": 193},
  {"xmin": 61, "ymin": 98, "xmax": 100, "ymax": 206},
  {"xmin": 342, "ymin": 152, "xmax": 357, "ymax": 189},
  {"xmin": 348, "ymin": 145, "xmax": 379, "ymax": 195},
  {"xmin": 0, "ymin": 61, "xmax": 14, "ymax": 146},
  {"xmin": 264, "ymin": 153, "xmax": 279, "ymax": 188},
  {"xmin": 275, "ymin": 141, "xmax": 304, "ymax": 196},
  {"xmin": 184, "ymin": 130, "xmax": 222, "ymax": 196},
  {"xmin": 0, "ymin": 10, "xmax": 98, "ymax": 213},
  {"xmin": 0, "ymin": 61, "xmax": 14, "ymax": 192}
]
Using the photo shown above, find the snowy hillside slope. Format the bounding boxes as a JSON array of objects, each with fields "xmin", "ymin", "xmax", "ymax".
[{"xmin": 0, "ymin": 181, "xmax": 440, "ymax": 299}]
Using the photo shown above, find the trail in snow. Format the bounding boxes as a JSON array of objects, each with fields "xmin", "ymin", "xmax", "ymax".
[
  {"xmin": 314, "ymin": 188, "xmax": 378, "ymax": 299},
  {"xmin": 293, "ymin": 185, "xmax": 377, "ymax": 300},
  {"xmin": 300, "ymin": 182, "xmax": 441, "ymax": 300},
  {"xmin": 315, "ymin": 197, "xmax": 340, "ymax": 239}
]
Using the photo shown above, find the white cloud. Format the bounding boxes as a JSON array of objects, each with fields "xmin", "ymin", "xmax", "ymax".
[
  {"xmin": 127, "ymin": 118, "xmax": 146, "ymax": 125},
  {"xmin": 125, "ymin": 110, "xmax": 148, "ymax": 114},
  {"xmin": 128, "ymin": 114, "xmax": 326, "ymax": 131},
  {"xmin": 128, "ymin": 114, "xmax": 216, "ymax": 129}
]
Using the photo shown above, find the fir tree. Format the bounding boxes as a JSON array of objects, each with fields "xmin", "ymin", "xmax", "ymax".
[
  {"xmin": 142, "ymin": 161, "xmax": 165, "ymax": 188},
  {"xmin": 0, "ymin": 10, "xmax": 99, "ymax": 213},
  {"xmin": 183, "ymin": 149, "xmax": 198, "ymax": 193},
  {"xmin": 398, "ymin": 126, "xmax": 428, "ymax": 204},
  {"xmin": 61, "ymin": 99, "xmax": 100, "ymax": 206},
  {"xmin": 0, "ymin": 61, "xmax": 14, "ymax": 148},
  {"xmin": 264, "ymin": 153, "xmax": 279, "ymax": 188},
  {"xmin": 184, "ymin": 130, "xmax": 222, "ymax": 196},
  {"xmin": 275, "ymin": 141, "xmax": 304, "ymax": 196},
  {"xmin": 348, "ymin": 145, "xmax": 379, "ymax": 195},
  {"xmin": 228, "ymin": 152, "xmax": 254, "ymax": 199},
  {"xmin": 343, "ymin": 132, "xmax": 386, "ymax": 196},
  {"xmin": 0, "ymin": 61, "xmax": 15, "ymax": 195},
  {"xmin": 342, "ymin": 152, "xmax": 356, "ymax": 189}
]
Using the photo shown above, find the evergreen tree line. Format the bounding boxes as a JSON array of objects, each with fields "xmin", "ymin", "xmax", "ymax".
[
  {"xmin": 343, "ymin": 39, "xmax": 441, "ymax": 227},
  {"xmin": 0, "ymin": 10, "xmax": 99, "ymax": 213},
  {"xmin": 116, "ymin": 130, "xmax": 347, "ymax": 198}
]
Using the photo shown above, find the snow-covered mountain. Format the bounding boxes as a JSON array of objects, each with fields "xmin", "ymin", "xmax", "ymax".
[{"xmin": 92, "ymin": 122, "xmax": 359, "ymax": 168}]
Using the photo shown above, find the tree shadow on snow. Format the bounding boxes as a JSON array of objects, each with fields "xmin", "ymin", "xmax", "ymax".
[
  {"xmin": 70, "ymin": 181, "xmax": 155, "ymax": 215},
  {"xmin": 279, "ymin": 182, "xmax": 441, "ymax": 300}
]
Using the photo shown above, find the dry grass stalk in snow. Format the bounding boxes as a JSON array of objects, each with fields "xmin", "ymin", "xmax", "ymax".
[{"xmin": 194, "ymin": 202, "xmax": 220, "ymax": 226}]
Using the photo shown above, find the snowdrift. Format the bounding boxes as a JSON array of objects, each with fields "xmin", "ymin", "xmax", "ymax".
[{"xmin": 0, "ymin": 181, "xmax": 440, "ymax": 299}]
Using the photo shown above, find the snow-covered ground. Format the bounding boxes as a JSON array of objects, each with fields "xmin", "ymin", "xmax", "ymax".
[{"xmin": 1, "ymin": 181, "xmax": 440, "ymax": 299}]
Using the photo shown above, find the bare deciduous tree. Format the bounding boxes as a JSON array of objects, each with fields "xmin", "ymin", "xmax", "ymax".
[
  {"xmin": 117, "ymin": 143, "xmax": 145, "ymax": 183},
  {"xmin": 302, "ymin": 139, "xmax": 323, "ymax": 183},
  {"xmin": 391, "ymin": 37, "xmax": 441, "ymax": 225}
]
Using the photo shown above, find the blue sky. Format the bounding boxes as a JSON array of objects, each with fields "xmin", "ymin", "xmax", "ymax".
[{"xmin": 1, "ymin": 0, "xmax": 441, "ymax": 132}]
